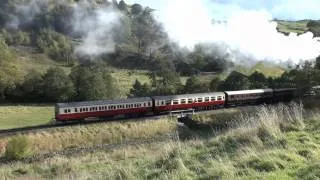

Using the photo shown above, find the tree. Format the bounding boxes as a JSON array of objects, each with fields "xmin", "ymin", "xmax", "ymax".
[
  {"xmin": 21, "ymin": 70, "xmax": 44, "ymax": 102},
  {"xmin": 36, "ymin": 29, "xmax": 74, "ymax": 64},
  {"xmin": 129, "ymin": 79, "xmax": 151, "ymax": 97},
  {"xmin": 184, "ymin": 76, "xmax": 208, "ymax": 93},
  {"xmin": 118, "ymin": 0, "xmax": 128, "ymax": 12},
  {"xmin": 316, "ymin": 56, "xmax": 320, "ymax": 70},
  {"xmin": 151, "ymin": 70, "xmax": 183, "ymax": 95},
  {"xmin": 218, "ymin": 71, "xmax": 250, "ymax": 91},
  {"xmin": 43, "ymin": 68, "xmax": 75, "ymax": 102},
  {"xmin": 0, "ymin": 38, "xmax": 19, "ymax": 101},
  {"xmin": 70, "ymin": 66, "xmax": 118, "ymax": 101},
  {"xmin": 210, "ymin": 77, "xmax": 221, "ymax": 91},
  {"xmin": 248, "ymin": 71, "xmax": 268, "ymax": 89}
]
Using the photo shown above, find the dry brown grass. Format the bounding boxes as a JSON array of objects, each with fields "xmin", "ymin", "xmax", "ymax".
[{"xmin": 0, "ymin": 117, "xmax": 176, "ymax": 156}]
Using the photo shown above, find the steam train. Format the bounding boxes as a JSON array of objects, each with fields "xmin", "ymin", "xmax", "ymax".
[{"xmin": 55, "ymin": 88, "xmax": 297, "ymax": 122}]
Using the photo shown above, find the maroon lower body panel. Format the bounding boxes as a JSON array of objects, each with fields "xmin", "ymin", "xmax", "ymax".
[
  {"xmin": 155, "ymin": 101, "xmax": 225, "ymax": 113},
  {"xmin": 56, "ymin": 107, "xmax": 152, "ymax": 121}
]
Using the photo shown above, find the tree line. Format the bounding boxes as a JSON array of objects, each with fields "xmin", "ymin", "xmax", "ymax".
[{"xmin": 130, "ymin": 60, "xmax": 320, "ymax": 98}]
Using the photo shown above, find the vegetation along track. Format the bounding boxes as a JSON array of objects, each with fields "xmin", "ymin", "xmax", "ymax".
[
  {"xmin": 0, "ymin": 114, "xmax": 166, "ymax": 137},
  {"xmin": 0, "ymin": 133, "xmax": 176, "ymax": 165}
]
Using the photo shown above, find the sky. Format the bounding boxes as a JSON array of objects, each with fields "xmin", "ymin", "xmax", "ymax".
[{"xmin": 126, "ymin": 0, "xmax": 320, "ymax": 20}]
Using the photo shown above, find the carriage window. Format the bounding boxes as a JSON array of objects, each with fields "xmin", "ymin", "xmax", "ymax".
[
  {"xmin": 181, "ymin": 99, "xmax": 186, "ymax": 104},
  {"xmin": 162, "ymin": 101, "xmax": 165, "ymax": 105},
  {"xmin": 86, "ymin": 108, "xmax": 88, "ymax": 111},
  {"xmin": 205, "ymin": 97, "xmax": 210, "ymax": 102},
  {"xmin": 149, "ymin": 102, "xmax": 152, "ymax": 106},
  {"xmin": 64, "ymin": 109, "xmax": 68, "ymax": 113},
  {"xmin": 218, "ymin": 96, "xmax": 222, "ymax": 100},
  {"xmin": 75, "ymin": 108, "xmax": 78, "ymax": 113},
  {"xmin": 198, "ymin": 98, "xmax": 203, "ymax": 102},
  {"xmin": 68, "ymin": 109, "xmax": 71, "ymax": 113},
  {"xmin": 210, "ymin": 97, "xmax": 215, "ymax": 101},
  {"xmin": 166, "ymin": 100, "xmax": 171, "ymax": 105},
  {"xmin": 173, "ymin": 100, "xmax": 179, "ymax": 105}
]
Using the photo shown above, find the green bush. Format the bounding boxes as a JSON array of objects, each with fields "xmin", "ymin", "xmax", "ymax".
[{"xmin": 5, "ymin": 135, "xmax": 32, "ymax": 160}]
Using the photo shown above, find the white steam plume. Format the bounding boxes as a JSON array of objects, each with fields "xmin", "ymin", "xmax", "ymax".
[
  {"xmin": 9, "ymin": 0, "xmax": 122, "ymax": 57},
  {"xmin": 72, "ymin": 2, "xmax": 121, "ymax": 57},
  {"xmin": 157, "ymin": 0, "xmax": 320, "ymax": 64}
]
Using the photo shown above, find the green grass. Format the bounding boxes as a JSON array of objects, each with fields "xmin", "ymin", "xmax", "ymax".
[
  {"xmin": 0, "ymin": 105, "xmax": 54, "ymax": 130},
  {"xmin": 236, "ymin": 62, "xmax": 285, "ymax": 78},
  {"xmin": 276, "ymin": 20, "xmax": 310, "ymax": 34},
  {"xmin": 110, "ymin": 69, "xmax": 151, "ymax": 98}
]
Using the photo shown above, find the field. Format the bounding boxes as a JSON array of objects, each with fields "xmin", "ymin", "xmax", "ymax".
[
  {"xmin": 0, "ymin": 103, "xmax": 319, "ymax": 179},
  {"xmin": 0, "ymin": 105, "xmax": 53, "ymax": 130},
  {"xmin": 276, "ymin": 20, "xmax": 309, "ymax": 34}
]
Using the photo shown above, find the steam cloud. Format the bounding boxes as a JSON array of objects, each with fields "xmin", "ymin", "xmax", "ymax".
[
  {"xmin": 157, "ymin": 0, "xmax": 320, "ymax": 64},
  {"xmin": 8, "ymin": 0, "xmax": 320, "ymax": 64},
  {"xmin": 8, "ymin": 0, "xmax": 122, "ymax": 57},
  {"xmin": 72, "ymin": 2, "xmax": 121, "ymax": 57}
]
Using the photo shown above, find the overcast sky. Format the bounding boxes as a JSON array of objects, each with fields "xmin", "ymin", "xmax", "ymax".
[{"xmin": 124, "ymin": 0, "xmax": 320, "ymax": 20}]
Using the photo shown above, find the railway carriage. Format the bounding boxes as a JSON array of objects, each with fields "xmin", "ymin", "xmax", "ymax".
[
  {"xmin": 55, "ymin": 97, "xmax": 153, "ymax": 121},
  {"xmin": 273, "ymin": 88, "xmax": 296, "ymax": 102},
  {"xmin": 152, "ymin": 92, "xmax": 225, "ymax": 113},
  {"xmin": 225, "ymin": 89, "xmax": 273, "ymax": 106}
]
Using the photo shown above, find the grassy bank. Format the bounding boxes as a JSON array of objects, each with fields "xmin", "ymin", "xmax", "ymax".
[
  {"xmin": 0, "ymin": 103, "xmax": 319, "ymax": 179},
  {"xmin": 0, "ymin": 105, "xmax": 54, "ymax": 130},
  {"xmin": 0, "ymin": 117, "xmax": 176, "ymax": 155}
]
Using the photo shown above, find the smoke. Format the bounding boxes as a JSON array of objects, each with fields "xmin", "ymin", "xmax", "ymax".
[
  {"xmin": 6, "ymin": 0, "xmax": 49, "ymax": 29},
  {"xmin": 72, "ymin": 1, "xmax": 121, "ymax": 57},
  {"xmin": 155, "ymin": 0, "xmax": 320, "ymax": 64},
  {"xmin": 8, "ymin": 0, "xmax": 122, "ymax": 57}
]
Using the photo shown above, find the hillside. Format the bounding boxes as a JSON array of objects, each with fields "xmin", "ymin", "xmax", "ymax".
[
  {"xmin": 0, "ymin": 0, "xmax": 318, "ymax": 103},
  {"xmin": 276, "ymin": 20, "xmax": 310, "ymax": 34}
]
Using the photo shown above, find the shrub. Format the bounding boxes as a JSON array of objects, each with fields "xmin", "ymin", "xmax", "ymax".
[{"xmin": 5, "ymin": 135, "xmax": 32, "ymax": 160}]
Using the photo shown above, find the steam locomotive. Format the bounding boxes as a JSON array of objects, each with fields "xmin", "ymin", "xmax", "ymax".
[{"xmin": 55, "ymin": 88, "xmax": 297, "ymax": 122}]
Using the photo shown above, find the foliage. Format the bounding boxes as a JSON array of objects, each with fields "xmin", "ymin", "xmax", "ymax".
[
  {"xmin": 0, "ymin": 37, "xmax": 20, "ymax": 101},
  {"xmin": 218, "ymin": 71, "xmax": 250, "ymax": 91},
  {"xmin": 5, "ymin": 135, "xmax": 32, "ymax": 160},
  {"xmin": 42, "ymin": 67, "xmax": 75, "ymax": 102},
  {"xmin": 36, "ymin": 28, "xmax": 74, "ymax": 64},
  {"xmin": 129, "ymin": 79, "xmax": 151, "ymax": 97},
  {"xmin": 70, "ymin": 65, "xmax": 119, "ymax": 100},
  {"xmin": 20, "ymin": 70, "xmax": 44, "ymax": 102},
  {"xmin": 307, "ymin": 20, "xmax": 320, "ymax": 37},
  {"xmin": 151, "ymin": 71, "xmax": 183, "ymax": 96},
  {"xmin": 184, "ymin": 76, "xmax": 208, "ymax": 93},
  {"xmin": 1, "ymin": 29, "xmax": 30, "ymax": 45},
  {"xmin": 248, "ymin": 71, "xmax": 268, "ymax": 89},
  {"xmin": 210, "ymin": 77, "xmax": 221, "ymax": 91}
]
